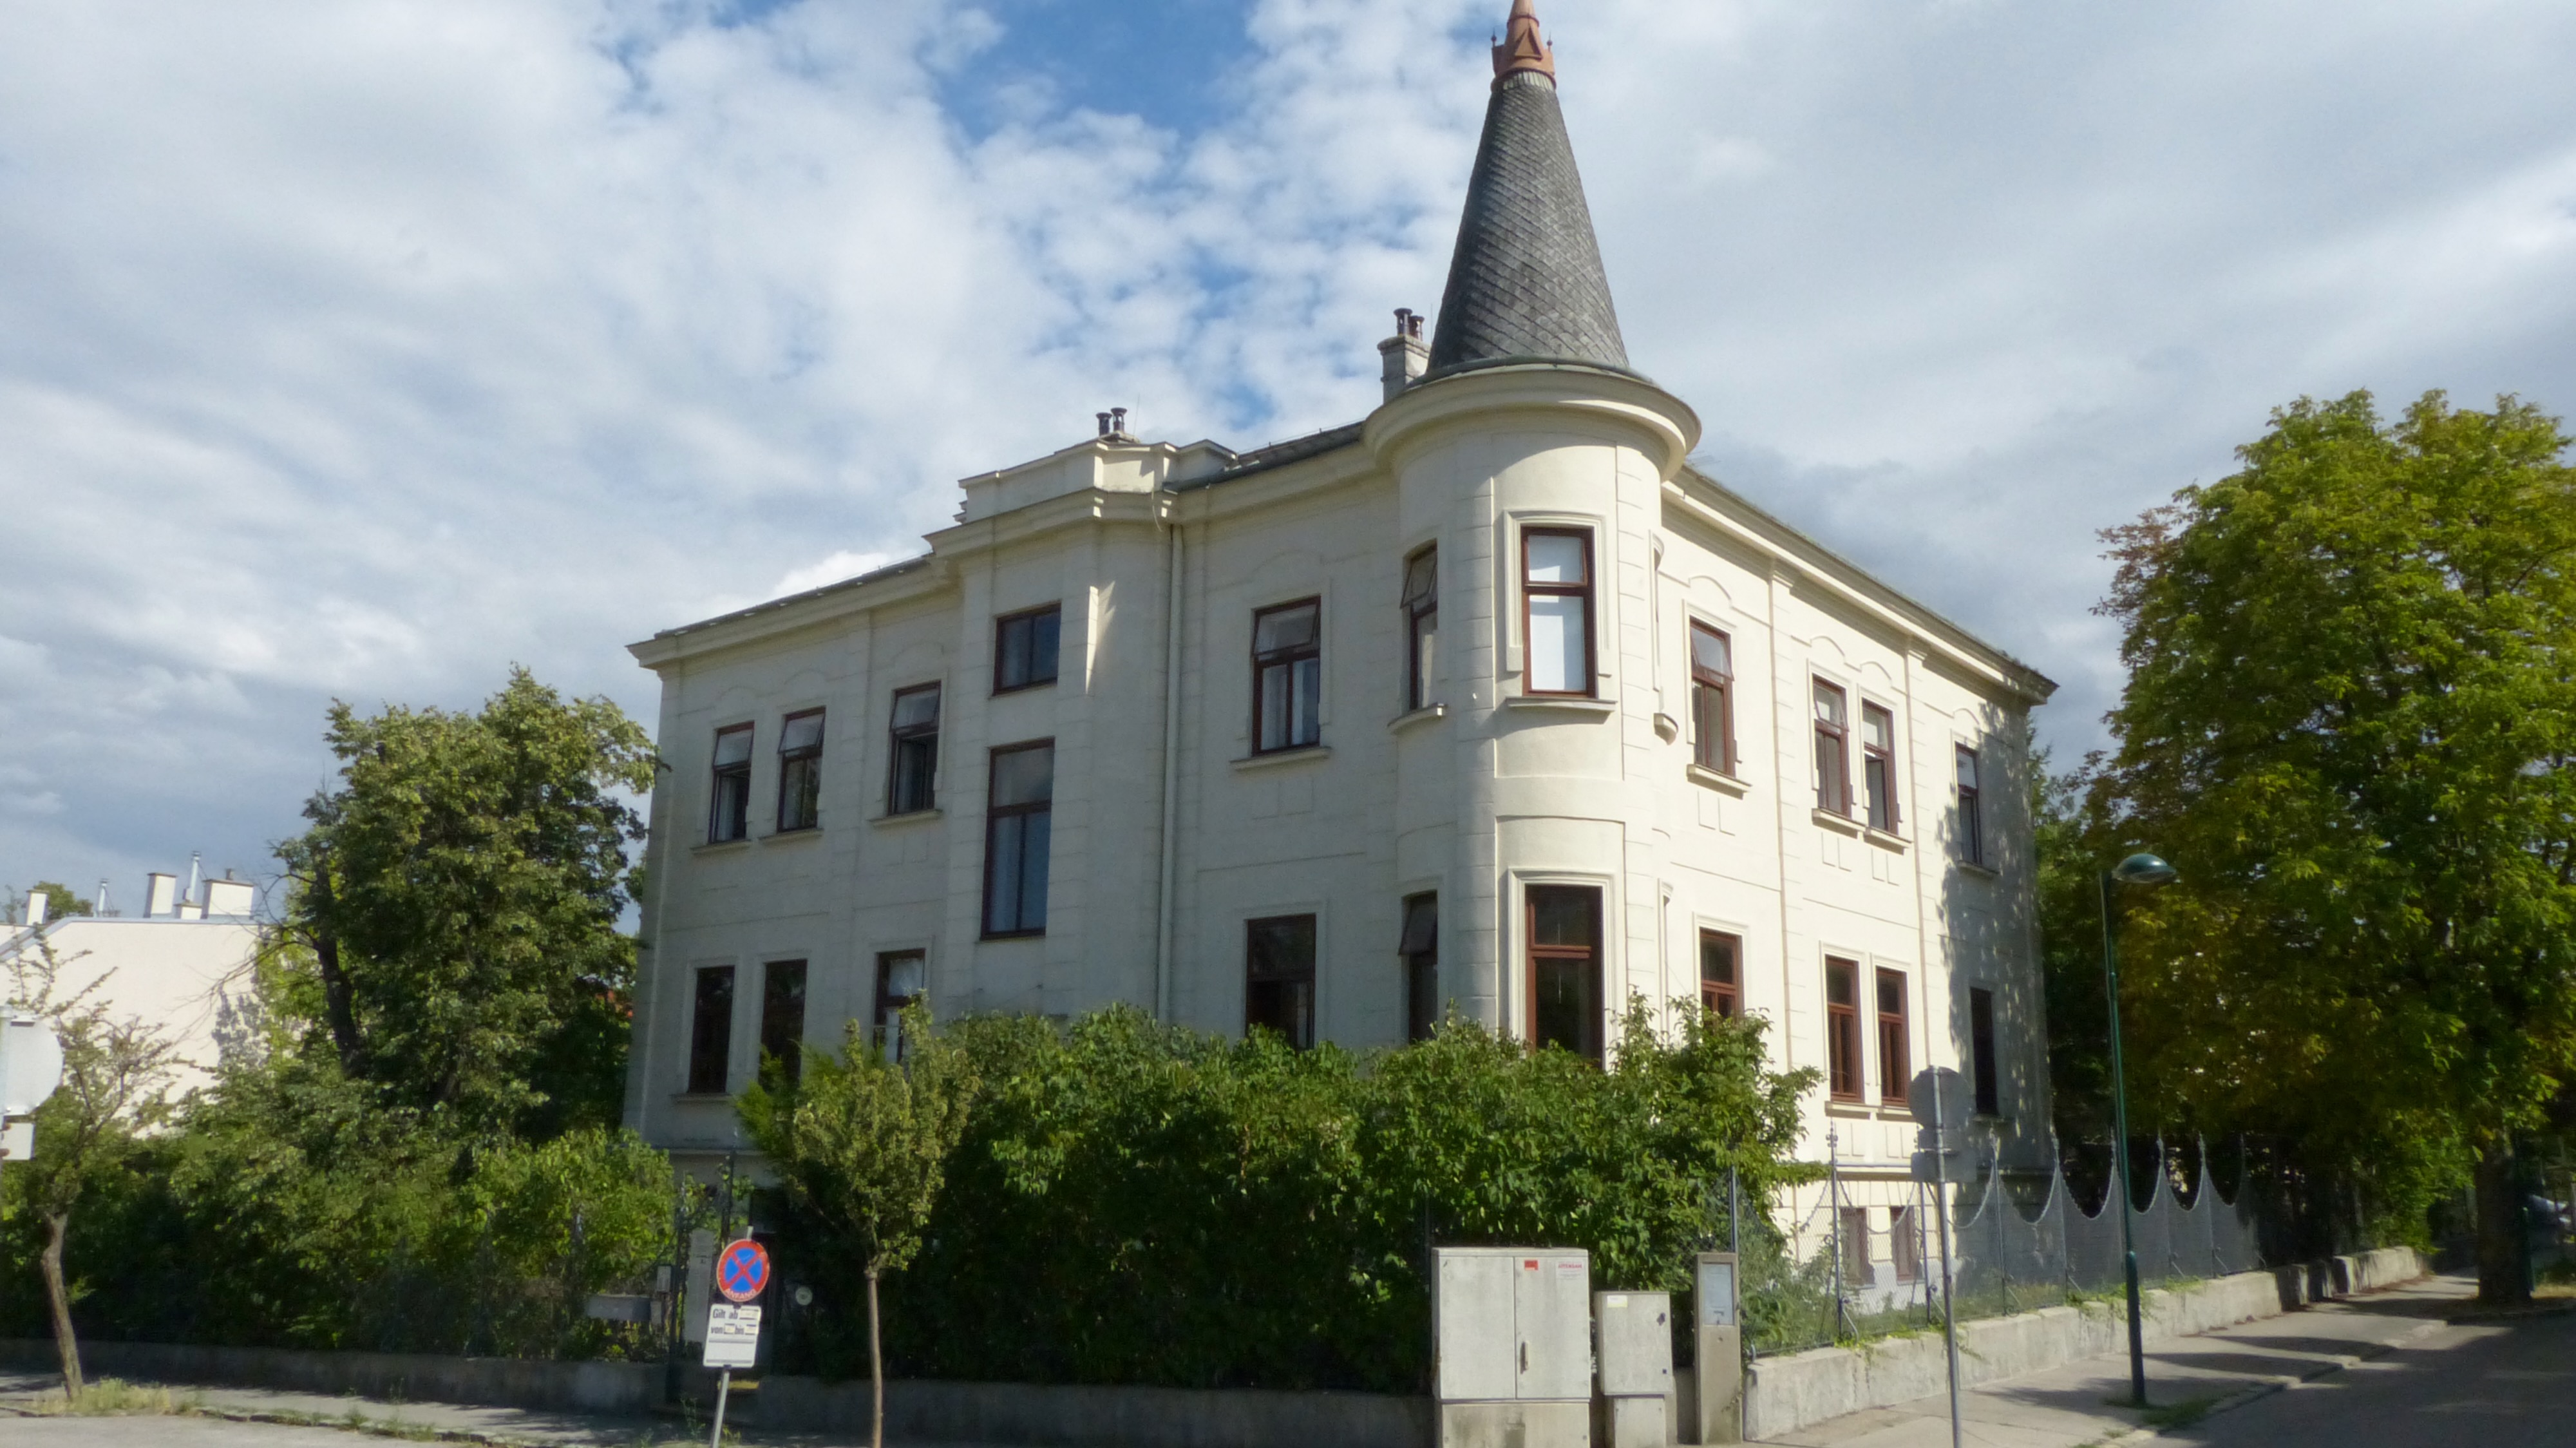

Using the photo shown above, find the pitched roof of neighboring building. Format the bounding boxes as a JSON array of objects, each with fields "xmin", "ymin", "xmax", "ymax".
[{"xmin": 1425, "ymin": 4, "xmax": 1627, "ymax": 376}]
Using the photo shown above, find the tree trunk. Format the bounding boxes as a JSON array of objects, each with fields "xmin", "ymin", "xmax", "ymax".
[
  {"xmin": 41, "ymin": 1210, "xmax": 82, "ymax": 1400},
  {"xmin": 867, "ymin": 1264, "xmax": 885, "ymax": 1448},
  {"xmin": 304, "ymin": 862, "xmax": 366, "ymax": 1076},
  {"xmin": 2474, "ymin": 1137, "xmax": 2531, "ymax": 1306}
]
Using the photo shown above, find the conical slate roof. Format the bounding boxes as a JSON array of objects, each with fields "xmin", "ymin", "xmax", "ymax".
[{"xmin": 1426, "ymin": 2, "xmax": 1628, "ymax": 374}]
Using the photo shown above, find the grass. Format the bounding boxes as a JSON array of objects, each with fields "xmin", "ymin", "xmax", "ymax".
[
  {"xmin": 19, "ymin": 1378, "xmax": 202, "ymax": 1416},
  {"xmin": 2138, "ymin": 1392, "xmax": 2227, "ymax": 1431}
]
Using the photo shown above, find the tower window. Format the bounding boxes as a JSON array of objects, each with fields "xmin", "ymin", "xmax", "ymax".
[
  {"xmin": 1522, "ymin": 529, "xmax": 1595, "ymax": 696},
  {"xmin": 1403, "ymin": 548, "xmax": 1439, "ymax": 712}
]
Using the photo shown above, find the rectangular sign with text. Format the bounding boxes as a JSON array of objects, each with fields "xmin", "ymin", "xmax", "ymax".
[{"xmin": 703, "ymin": 1302, "xmax": 761, "ymax": 1369}]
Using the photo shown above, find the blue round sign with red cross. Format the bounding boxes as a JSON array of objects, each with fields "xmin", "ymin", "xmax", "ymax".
[{"xmin": 716, "ymin": 1238, "xmax": 770, "ymax": 1303}]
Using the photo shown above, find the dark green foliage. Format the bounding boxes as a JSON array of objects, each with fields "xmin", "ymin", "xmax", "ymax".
[
  {"xmin": 272, "ymin": 667, "xmax": 654, "ymax": 1138},
  {"xmin": 764, "ymin": 1003, "xmax": 1817, "ymax": 1393}
]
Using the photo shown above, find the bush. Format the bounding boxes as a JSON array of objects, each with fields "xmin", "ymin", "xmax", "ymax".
[{"xmin": 767, "ymin": 1002, "xmax": 1819, "ymax": 1393}]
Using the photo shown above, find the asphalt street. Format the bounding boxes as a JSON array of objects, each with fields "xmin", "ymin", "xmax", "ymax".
[{"xmin": 2177, "ymin": 1304, "xmax": 2576, "ymax": 1448}]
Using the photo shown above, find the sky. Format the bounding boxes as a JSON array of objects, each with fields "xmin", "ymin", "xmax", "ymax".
[{"xmin": 4, "ymin": 0, "xmax": 2574, "ymax": 914}]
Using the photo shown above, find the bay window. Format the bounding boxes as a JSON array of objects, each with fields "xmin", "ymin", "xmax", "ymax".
[{"xmin": 1522, "ymin": 529, "xmax": 1594, "ymax": 696}]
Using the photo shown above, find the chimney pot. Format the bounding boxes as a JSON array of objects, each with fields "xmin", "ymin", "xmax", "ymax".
[
  {"xmin": 1376, "ymin": 305, "xmax": 1432, "ymax": 403},
  {"xmin": 1112, "ymin": 406, "xmax": 1128, "ymax": 435},
  {"xmin": 1096, "ymin": 412, "xmax": 1112, "ymax": 437}
]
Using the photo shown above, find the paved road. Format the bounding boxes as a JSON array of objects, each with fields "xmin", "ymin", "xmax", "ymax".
[{"xmin": 2177, "ymin": 1306, "xmax": 2576, "ymax": 1447}]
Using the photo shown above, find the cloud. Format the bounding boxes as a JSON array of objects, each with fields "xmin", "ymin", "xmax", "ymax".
[{"xmin": 1, "ymin": 0, "xmax": 2572, "ymax": 899}]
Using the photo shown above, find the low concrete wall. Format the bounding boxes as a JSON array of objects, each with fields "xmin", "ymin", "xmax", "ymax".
[
  {"xmin": 1740, "ymin": 1246, "xmax": 2423, "ymax": 1440},
  {"xmin": 0, "ymin": 1338, "xmax": 664, "ymax": 1416}
]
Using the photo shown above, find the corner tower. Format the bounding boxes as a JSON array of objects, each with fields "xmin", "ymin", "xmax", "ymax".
[{"xmin": 1370, "ymin": 1, "xmax": 1698, "ymax": 1049}]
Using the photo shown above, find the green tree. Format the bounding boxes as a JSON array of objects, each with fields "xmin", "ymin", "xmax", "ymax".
[
  {"xmin": 5, "ymin": 939, "xmax": 179, "ymax": 1396},
  {"xmin": 272, "ymin": 668, "xmax": 654, "ymax": 1139},
  {"xmin": 2093, "ymin": 390, "xmax": 2576, "ymax": 1302},
  {"xmin": 740, "ymin": 1005, "xmax": 975, "ymax": 1448}
]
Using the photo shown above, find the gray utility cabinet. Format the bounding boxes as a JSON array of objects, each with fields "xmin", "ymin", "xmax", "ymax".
[
  {"xmin": 1434, "ymin": 1247, "xmax": 1593, "ymax": 1448},
  {"xmin": 1592, "ymin": 1290, "xmax": 1674, "ymax": 1448}
]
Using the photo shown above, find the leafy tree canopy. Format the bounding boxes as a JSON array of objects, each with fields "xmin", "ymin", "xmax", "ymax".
[
  {"xmin": 271, "ymin": 667, "xmax": 654, "ymax": 1139},
  {"xmin": 2091, "ymin": 390, "xmax": 2576, "ymax": 1278}
]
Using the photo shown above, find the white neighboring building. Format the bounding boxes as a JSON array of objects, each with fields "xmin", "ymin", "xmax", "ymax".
[
  {"xmin": 622, "ymin": 3, "xmax": 2058, "ymax": 1290},
  {"xmin": 3, "ymin": 861, "xmax": 263, "ymax": 1098}
]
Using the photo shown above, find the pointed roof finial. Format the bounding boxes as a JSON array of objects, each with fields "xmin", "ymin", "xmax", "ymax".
[{"xmin": 1492, "ymin": 0, "xmax": 1555, "ymax": 86}]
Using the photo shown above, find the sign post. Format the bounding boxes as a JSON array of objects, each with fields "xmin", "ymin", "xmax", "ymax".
[
  {"xmin": 1909, "ymin": 1067, "xmax": 1970, "ymax": 1448},
  {"xmin": 703, "ymin": 1237, "xmax": 770, "ymax": 1448}
]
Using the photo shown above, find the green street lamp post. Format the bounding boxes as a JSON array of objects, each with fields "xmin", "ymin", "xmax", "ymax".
[{"xmin": 2099, "ymin": 851, "xmax": 2177, "ymax": 1409}]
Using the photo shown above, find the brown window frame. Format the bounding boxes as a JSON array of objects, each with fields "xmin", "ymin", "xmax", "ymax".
[
  {"xmin": 686, "ymin": 964, "xmax": 735, "ymax": 1095},
  {"xmin": 1400, "ymin": 892, "xmax": 1439, "ymax": 1043},
  {"xmin": 992, "ymin": 604, "xmax": 1062, "ymax": 694},
  {"xmin": 1403, "ymin": 547, "xmax": 1439, "ymax": 712},
  {"xmin": 886, "ymin": 684, "xmax": 941, "ymax": 816},
  {"xmin": 1875, "ymin": 967, "xmax": 1909, "ymax": 1105},
  {"xmin": 1520, "ymin": 528, "xmax": 1596, "ymax": 698},
  {"xmin": 1245, "ymin": 913, "xmax": 1318, "ymax": 1050},
  {"xmin": 1861, "ymin": 702, "xmax": 1899, "ymax": 833},
  {"xmin": 1956, "ymin": 745, "xmax": 1985, "ymax": 866},
  {"xmin": 981, "ymin": 739, "xmax": 1054, "ymax": 938},
  {"xmin": 1689, "ymin": 622, "xmax": 1735, "ymax": 774},
  {"xmin": 1824, "ymin": 955, "xmax": 1862, "ymax": 1101},
  {"xmin": 708, "ymin": 723, "xmax": 753, "ymax": 843},
  {"xmin": 873, "ymin": 949, "xmax": 927, "ymax": 1060},
  {"xmin": 776, "ymin": 710, "xmax": 825, "ymax": 833},
  {"xmin": 1526, "ymin": 884, "xmax": 1604, "ymax": 1061},
  {"xmin": 1838, "ymin": 1206, "xmax": 1871, "ymax": 1286},
  {"xmin": 758, "ymin": 958, "xmax": 808, "ymax": 1086},
  {"xmin": 1971, "ymin": 986, "xmax": 2001, "ymax": 1116},
  {"xmin": 1891, "ymin": 1204, "xmax": 1922, "ymax": 1283},
  {"xmin": 1814, "ymin": 680, "xmax": 1852, "ymax": 816},
  {"xmin": 1250, "ymin": 597, "xmax": 1324, "ymax": 754},
  {"xmin": 1698, "ymin": 928, "xmax": 1741, "ymax": 1019}
]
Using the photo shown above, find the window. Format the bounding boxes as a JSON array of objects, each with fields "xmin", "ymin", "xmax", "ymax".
[
  {"xmin": 1813, "ymin": 682, "xmax": 1850, "ymax": 815},
  {"xmin": 1861, "ymin": 703, "xmax": 1898, "ymax": 832},
  {"xmin": 1526, "ymin": 885, "xmax": 1603, "ymax": 1060},
  {"xmin": 1522, "ymin": 529, "xmax": 1595, "ymax": 696},
  {"xmin": 994, "ymin": 605, "xmax": 1061, "ymax": 692},
  {"xmin": 1891, "ymin": 1205, "xmax": 1922, "ymax": 1283},
  {"xmin": 687, "ymin": 965, "xmax": 735, "ymax": 1094},
  {"xmin": 1689, "ymin": 623, "xmax": 1734, "ymax": 773},
  {"xmin": 708, "ymin": 725, "xmax": 753, "ymax": 843},
  {"xmin": 1246, "ymin": 914, "xmax": 1318, "ymax": 1049},
  {"xmin": 759, "ymin": 959, "xmax": 808, "ymax": 1085},
  {"xmin": 1971, "ymin": 986, "xmax": 2000, "ymax": 1116},
  {"xmin": 1838, "ymin": 1206, "xmax": 1870, "ymax": 1286},
  {"xmin": 887, "ymin": 684, "xmax": 941, "ymax": 815},
  {"xmin": 1876, "ymin": 967, "xmax": 1909, "ymax": 1105},
  {"xmin": 874, "ymin": 950, "xmax": 927, "ymax": 1059},
  {"xmin": 1401, "ymin": 893, "xmax": 1439, "ymax": 1042},
  {"xmin": 1403, "ymin": 548, "xmax": 1439, "ymax": 712},
  {"xmin": 1251, "ymin": 599, "xmax": 1323, "ymax": 752},
  {"xmin": 1955, "ymin": 745, "xmax": 1985, "ymax": 866},
  {"xmin": 1824, "ymin": 956, "xmax": 1862, "ymax": 1100},
  {"xmin": 1699, "ymin": 929, "xmax": 1741, "ymax": 1018},
  {"xmin": 982, "ymin": 741, "xmax": 1054, "ymax": 936},
  {"xmin": 776, "ymin": 710, "xmax": 824, "ymax": 832}
]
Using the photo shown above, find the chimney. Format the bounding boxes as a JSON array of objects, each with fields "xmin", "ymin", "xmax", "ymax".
[
  {"xmin": 1378, "ymin": 307, "xmax": 1430, "ymax": 402},
  {"xmin": 178, "ymin": 852, "xmax": 205, "ymax": 919},
  {"xmin": 1111, "ymin": 406, "xmax": 1128, "ymax": 437},
  {"xmin": 144, "ymin": 872, "xmax": 177, "ymax": 917},
  {"xmin": 95, "ymin": 879, "xmax": 113, "ymax": 918},
  {"xmin": 1096, "ymin": 412, "xmax": 1113, "ymax": 437},
  {"xmin": 22, "ymin": 891, "xmax": 44, "ymax": 928}
]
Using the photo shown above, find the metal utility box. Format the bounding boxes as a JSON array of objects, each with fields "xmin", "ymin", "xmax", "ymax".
[
  {"xmin": 1691, "ymin": 1253, "xmax": 1742, "ymax": 1444},
  {"xmin": 1435, "ymin": 1247, "xmax": 1593, "ymax": 1448},
  {"xmin": 1593, "ymin": 1290, "xmax": 1674, "ymax": 1448}
]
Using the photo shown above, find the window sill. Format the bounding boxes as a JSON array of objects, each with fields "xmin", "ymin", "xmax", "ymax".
[
  {"xmin": 980, "ymin": 929, "xmax": 1047, "ymax": 942},
  {"xmin": 1686, "ymin": 764, "xmax": 1750, "ymax": 797},
  {"xmin": 991, "ymin": 680, "xmax": 1059, "ymax": 697},
  {"xmin": 1956, "ymin": 860, "xmax": 2000, "ymax": 880},
  {"xmin": 870, "ymin": 808, "xmax": 943, "ymax": 828},
  {"xmin": 1388, "ymin": 704, "xmax": 1446, "ymax": 734},
  {"xmin": 761, "ymin": 826, "xmax": 823, "ymax": 844},
  {"xmin": 1232, "ymin": 745, "xmax": 1332, "ymax": 771},
  {"xmin": 692, "ymin": 838, "xmax": 753, "ymax": 855},
  {"xmin": 1502, "ymin": 694, "xmax": 1616, "ymax": 716},
  {"xmin": 1812, "ymin": 808, "xmax": 1864, "ymax": 837},
  {"xmin": 1864, "ymin": 827, "xmax": 1908, "ymax": 853},
  {"xmin": 1824, "ymin": 1100, "xmax": 1910, "ymax": 1119},
  {"xmin": 670, "ymin": 1091, "xmax": 734, "ymax": 1103}
]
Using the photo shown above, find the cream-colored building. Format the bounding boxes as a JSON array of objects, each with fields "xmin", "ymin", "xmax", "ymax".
[
  {"xmin": 623, "ymin": 2, "xmax": 2055, "ymax": 1291},
  {"xmin": 3, "ymin": 861, "xmax": 263, "ymax": 1099}
]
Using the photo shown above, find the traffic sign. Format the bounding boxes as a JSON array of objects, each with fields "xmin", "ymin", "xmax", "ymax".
[
  {"xmin": 1908, "ymin": 1067, "xmax": 1971, "ymax": 1134},
  {"xmin": 2, "ymin": 1015, "xmax": 64, "ymax": 1116},
  {"xmin": 715, "ymin": 1238, "xmax": 770, "ymax": 1303},
  {"xmin": 703, "ymin": 1302, "xmax": 761, "ymax": 1369}
]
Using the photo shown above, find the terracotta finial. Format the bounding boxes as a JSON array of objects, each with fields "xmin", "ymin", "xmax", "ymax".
[{"xmin": 1492, "ymin": 0, "xmax": 1556, "ymax": 85}]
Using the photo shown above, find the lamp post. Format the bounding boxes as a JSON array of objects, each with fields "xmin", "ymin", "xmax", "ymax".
[{"xmin": 2099, "ymin": 851, "xmax": 2177, "ymax": 1409}]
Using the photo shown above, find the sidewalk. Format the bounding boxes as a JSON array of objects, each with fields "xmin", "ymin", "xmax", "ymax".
[{"xmin": 1758, "ymin": 1272, "xmax": 2481, "ymax": 1446}]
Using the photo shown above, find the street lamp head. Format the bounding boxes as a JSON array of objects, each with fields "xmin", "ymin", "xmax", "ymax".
[{"xmin": 2110, "ymin": 852, "xmax": 2178, "ymax": 888}]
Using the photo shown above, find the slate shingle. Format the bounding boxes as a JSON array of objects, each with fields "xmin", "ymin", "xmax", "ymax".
[{"xmin": 1426, "ymin": 71, "xmax": 1628, "ymax": 374}]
